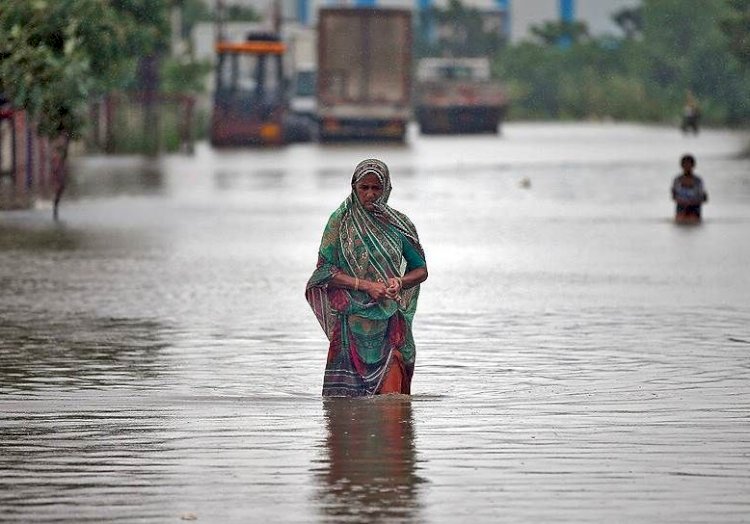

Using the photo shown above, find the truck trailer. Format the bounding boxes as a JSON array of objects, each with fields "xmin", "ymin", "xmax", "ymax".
[{"xmin": 317, "ymin": 8, "xmax": 412, "ymax": 142}]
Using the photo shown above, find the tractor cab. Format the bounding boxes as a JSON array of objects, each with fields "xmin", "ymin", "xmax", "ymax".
[{"xmin": 211, "ymin": 33, "xmax": 290, "ymax": 146}]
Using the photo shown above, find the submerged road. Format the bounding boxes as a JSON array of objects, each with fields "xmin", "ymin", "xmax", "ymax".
[{"xmin": 1, "ymin": 123, "xmax": 749, "ymax": 522}]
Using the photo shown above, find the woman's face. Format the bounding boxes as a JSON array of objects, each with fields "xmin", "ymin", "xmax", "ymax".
[{"xmin": 355, "ymin": 173, "xmax": 384, "ymax": 210}]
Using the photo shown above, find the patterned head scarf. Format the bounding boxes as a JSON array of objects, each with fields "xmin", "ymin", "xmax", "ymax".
[
  {"xmin": 351, "ymin": 158, "xmax": 392, "ymax": 208},
  {"xmin": 344, "ymin": 159, "xmax": 423, "ymax": 274}
]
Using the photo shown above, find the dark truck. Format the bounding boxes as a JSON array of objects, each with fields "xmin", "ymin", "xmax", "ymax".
[{"xmin": 415, "ymin": 58, "xmax": 507, "ymax": 135}]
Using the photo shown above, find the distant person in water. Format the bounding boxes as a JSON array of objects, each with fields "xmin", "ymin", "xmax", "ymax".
[
  {"xmin": 306, "ymin": 159, "xmax": 428, "ymax": 397},
  {"xmin": 672, "ymin": 154, "xmax": 708, "ymax": 224},
  {"xmin": 681, "ymin": 92, "xmax": 700, "ymax": 135}
]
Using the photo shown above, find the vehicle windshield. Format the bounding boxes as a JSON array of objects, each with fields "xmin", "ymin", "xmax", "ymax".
[
  {"xmin": 295, "ymin": 70, "xmax": 316, "ymax": 97},
  {"xmin": 438, "ymin": 66, "xmax": 475, "ymax": 80},
  {"xmin": 216, "ymin": 53, "xmax": 282, "ymax": 97}
]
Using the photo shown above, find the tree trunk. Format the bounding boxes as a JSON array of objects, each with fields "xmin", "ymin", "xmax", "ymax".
[{"xmin": 138, "ymin": 55, "xmax": 161, "ymax": 156}]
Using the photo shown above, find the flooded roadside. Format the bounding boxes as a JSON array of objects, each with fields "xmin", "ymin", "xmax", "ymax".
[{"xmin": 1, "ymin": 123, "xmax": 749, "ymax": 522}]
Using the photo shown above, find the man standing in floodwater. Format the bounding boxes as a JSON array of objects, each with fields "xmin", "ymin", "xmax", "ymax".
[
  {"xmin": 672, "ymin": 154, "xmax": 708, "ymax": 224},
  {"xmin": 681, "ymin": 92, "xmax": 700, "ymax": 134}
]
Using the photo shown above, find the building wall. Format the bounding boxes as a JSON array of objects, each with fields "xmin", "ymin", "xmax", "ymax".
[
  {"xmin": 218, "ymin": 0, "xmax": 640, "ymax": 39},
  {"xmin": 0, "ymin": 107, "xmax": 54, "ymax": 209},
  {"xmin": 223, "ymin": 0, "xmax": 501, "ymax": 25}
]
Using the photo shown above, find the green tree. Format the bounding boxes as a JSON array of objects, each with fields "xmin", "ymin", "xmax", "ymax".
[
  {"xmin": 178, "ymin": 0, "xmax": 261, "ymax": 37},
  {"xmin": 0, "ymin": 0, "xmax": 169, "ymax": 219},
  {"xmin": 529, "ymin": 20, "xmax": 590, "ymax": 46},
  {"xmin": 640, "ymin": 0, "xmax": 750, "ymax": 123},
  {"xmin": 612, "ymin": 6, "xmax": 643, "ymax": 40},
  {"xmin": 224, "ymin": 5, "xmax": 262, "ymax": 22},
  {"xmin": 178, "ymin": 0, "xmax": 212, "ymax": 39},
  {"xmin": 493, "ymin": 0, "xmax": 750, "ymax": 125},
  {"xmin": 416, "ymin": 0, "xmax": 503, "ymax": 58},
  {"xmin": 721, "ymin": 0, "xmax": 750, "ymax": 66}
]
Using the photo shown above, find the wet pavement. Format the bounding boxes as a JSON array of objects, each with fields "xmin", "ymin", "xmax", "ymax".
[{"xmin": 1, "ymin": 123, "xmax": 750, "ymax": 522}]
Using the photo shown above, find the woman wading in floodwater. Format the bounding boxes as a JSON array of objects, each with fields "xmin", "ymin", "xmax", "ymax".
[{"xmin": 306, "ymin": 159, "xmax": 428, "ymax": 397}]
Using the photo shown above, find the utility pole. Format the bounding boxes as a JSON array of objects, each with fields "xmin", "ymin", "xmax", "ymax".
[
  {"xmin": 559, "ymin": 0, "xmax": 575, "ymax": 48},
  {"xmin": 496, "ymin": 0, "xmax": 510, "ymax": 43},
  {"xmin": 215, "ymin": 0, "xmax": 226, "ymax": 44},
  {"xmin": 417, "ymin": 0, "xmax": 434, "ymax": 45},
  {"xmin": 297, "ymin": 0, "xmax": 309, "ymax": 26},
  {"xmin": 272, "ymin": 0, "xmax": 281, "ymax": 34},
  {"xmin": 559, "ymin": 0, "xmax": 575, "ymax": 24}
]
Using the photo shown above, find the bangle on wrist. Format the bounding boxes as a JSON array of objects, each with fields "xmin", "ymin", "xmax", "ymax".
[{"xmin": 354, "ymin": 277, "xmax": 359, "ymax": 291}]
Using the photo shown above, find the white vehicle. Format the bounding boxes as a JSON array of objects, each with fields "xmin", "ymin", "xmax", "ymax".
[{"xmin": 289, "ymin": 66, "xmax": 317, "ymax": 122}]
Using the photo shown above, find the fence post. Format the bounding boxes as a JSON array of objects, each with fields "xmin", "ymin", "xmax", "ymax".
[
  {"xmin": 89, "ymin": 100, "xmax": 100, "ymax": 152},
  {"xmin": 182, "ymin": 95, "xmax": 195, "ymax": 154},
  {"xmin": 14, "ymin": 111, "xmax": 27, "ymax": 198},
  {"xmin": 105, "ymin": 94, "xmax": 116, "ymax": 154},
  {"xmin": 0, "ymin": 107, "xmax": 14, "ymax": 183},
  {"xmin": 38, "ymin": 136, "xmax": 47, "ymax": 196},
  {"xmin": 26, "ymin": 124, "xmax": 34, "ymax": 191}
]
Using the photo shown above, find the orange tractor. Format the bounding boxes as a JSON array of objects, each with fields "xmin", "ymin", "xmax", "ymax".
[{"xmin": 211, "ymin": 33, "xmax": 312, "ymax": 146}]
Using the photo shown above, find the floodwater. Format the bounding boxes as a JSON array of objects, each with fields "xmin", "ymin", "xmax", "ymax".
[{"xmin": 1, "ymin": 123, "xmax": 749, "ymax": 522}]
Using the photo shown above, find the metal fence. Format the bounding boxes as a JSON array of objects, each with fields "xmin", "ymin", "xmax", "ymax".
[
  {"xmin": 0, "ymin": 106, "xmax": 54, "ymax": 210},
  {"xmin": 87, "ymin": 93, "xmax": 196, "ymax": 155}
]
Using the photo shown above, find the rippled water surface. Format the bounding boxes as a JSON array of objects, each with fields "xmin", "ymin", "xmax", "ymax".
[{"xmin": 2, "ymin": 123, "xmax": 749, "ymax": 522}]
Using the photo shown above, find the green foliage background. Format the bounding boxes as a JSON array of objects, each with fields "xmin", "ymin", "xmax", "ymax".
[{"xmin": 490, "ymin": 0, "xmax": 750, "ymax": 124}]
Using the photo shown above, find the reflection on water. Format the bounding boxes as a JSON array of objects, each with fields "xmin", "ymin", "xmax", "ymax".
[
  {"xmin": 1, "ymin": 124, "xmax": 749, "ymax": 522},
  {"xmin": 0, "ymin": 313, "xmax": 170, "ymax": 393},
  {"xmin": 68, "ymin": 157, "xmax": 164, "ymax": 198},
  {"xmin": 315, "ymin": 397, "xmax": 423, "ymax": 522},
  {"xmin": 0, "ymin": 223, "xmax": 83, "ymax": 251}
]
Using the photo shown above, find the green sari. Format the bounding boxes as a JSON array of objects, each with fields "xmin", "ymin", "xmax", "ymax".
[{"xmin": 306, "ymin": 159, "xmax": 425, "ymax": 397}]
